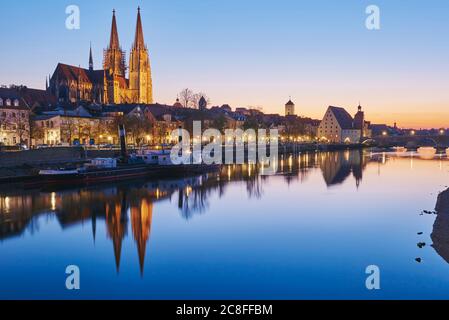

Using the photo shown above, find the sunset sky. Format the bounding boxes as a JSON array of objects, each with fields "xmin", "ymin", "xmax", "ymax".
[{"xmin": 0, "ymin": 0, "xmax": 448, "ymax": 128}]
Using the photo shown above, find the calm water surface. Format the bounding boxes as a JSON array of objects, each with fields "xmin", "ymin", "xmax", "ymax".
[{"xmin": 1, "ymin": 150, "xmax": 449, "ymax": 299}]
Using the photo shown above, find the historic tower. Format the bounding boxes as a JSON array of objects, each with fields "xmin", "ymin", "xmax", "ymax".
[
  {"xmin": 285, "ymin": 99, "xmax": 295, "ymax": 116},
  {"xmin": 104, "ymin": 10, "xmax": 126, "ymax": 77},
  {"xmin": 103, "ymin": 9, "xmax": 127, "ymax": 104},
  {"xmin": 129, "ymin": 7, "xmax": 153, "ymax": 104}
]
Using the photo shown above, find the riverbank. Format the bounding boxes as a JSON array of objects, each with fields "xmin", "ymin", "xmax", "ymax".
[{"xmin": 0, "ymin": 143, "xmax": 370, "ymax": 184}]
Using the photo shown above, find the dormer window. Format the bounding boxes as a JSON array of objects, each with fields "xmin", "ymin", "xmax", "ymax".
[
  {"xmin": 0, "ymin": 98, "xmax": 3, "ymax": 106},
  {"xmin": 13, "ymin": 99, "xmax": 19, "ymax": 107},
  {"xmin": 6, "ymin": 99, "xmax": 11, "ymax": 106}
]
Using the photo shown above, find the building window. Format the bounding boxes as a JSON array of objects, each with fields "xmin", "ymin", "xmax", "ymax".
[
  {"xmin": 0, "ymin": 98, "xmax": 3, "ymax": 106},
  {"xmin": 13, "ymin": 137, "xmax": 17, "ymax": 144},
  {"xmin": 13, "ymin": 99, "xmax": 19, "ymax": 107},
  {"xmin": 1, "ymin": 112, "xmax": 5, "ymax": 117},
  {"xmin": 21, "ymin": 112, "xmax": 25, "ymax": 118},
  {"xmin": 12, "ymin": 112, "xmax": 16, "ymax": 118},
  {"xmin": 6, "ymin": 99, "xmax": 11, "ymax": 106}
]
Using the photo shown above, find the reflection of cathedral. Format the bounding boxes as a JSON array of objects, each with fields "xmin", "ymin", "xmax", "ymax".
[
  {"xmin": 0, "ymin": 152, "xmax": 373, "ymax": 274},
  {"xmin": 49, "ymin": 8, "xmax": 153, "ymax": 104}
]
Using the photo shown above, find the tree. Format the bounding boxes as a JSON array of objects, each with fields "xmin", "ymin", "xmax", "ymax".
[
  {"xmin": 191, "ymin": 92, "xmax": 210, "ymax": 109},
  {"xmin": 124, "ymin": 115, "xmax": 152, "ymax": 147},
  {"xmin": 30, "ymin": 119, "xmax": 44, "ymax": 144},
  {"xmin": 62, "ymin": 117, "xmax": 77, "ymax": 145},
  {"xmin": 178, "ymin": 88, "xmax": 194, "ymax": 108},
  {"xmin": 15, "ymin": 111, "xmax": 30, "ymax": 145},
  {"xmin": 178, "ymin": 88, "xmax": 211, "ymax": 109}
]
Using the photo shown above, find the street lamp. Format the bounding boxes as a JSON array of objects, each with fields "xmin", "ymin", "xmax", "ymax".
[{"xmin": 382, "ymin": 131, "xmax": 388, "ymax": 136}]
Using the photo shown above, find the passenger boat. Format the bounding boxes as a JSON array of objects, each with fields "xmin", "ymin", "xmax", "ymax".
[{"xmin": 31, "ymin": 157, "xmax": 220, "ymax": 188}]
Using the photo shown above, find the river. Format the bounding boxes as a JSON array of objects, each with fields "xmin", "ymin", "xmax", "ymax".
[{"xmin": 1, "ymin": 149, "xmax": 449, "ymax": 299}]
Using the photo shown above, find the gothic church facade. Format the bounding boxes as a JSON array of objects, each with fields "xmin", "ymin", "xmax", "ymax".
[{"xmin": 48, "ymin": 8, "xmax": 153, "ymax": 105}]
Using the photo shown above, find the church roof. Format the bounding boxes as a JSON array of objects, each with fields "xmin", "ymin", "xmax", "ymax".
[
  {"xmin": 286, "ymin": 100, "xmax": 295, "ymax": 106},
  {"xmin": 53, "ymin": 63, "xmax": 104, "ymax": 85}
]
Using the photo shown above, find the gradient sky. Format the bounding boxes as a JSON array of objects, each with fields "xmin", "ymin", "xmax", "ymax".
[{"xmin": 0, "ymin": 0, "xmax": 448, "ymax": 128}]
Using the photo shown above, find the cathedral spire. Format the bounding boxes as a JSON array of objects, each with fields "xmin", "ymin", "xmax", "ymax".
[
  {"xmin": 133, "ymin": 7, "xmax": 145, "ymax": 50},
  {"xmin": 89, "ymin": 42, "xmax": 93, "ymax": 71},
  {"xmin": 109, "ymin": 9, "xmax": 120, "ymax": 50}
]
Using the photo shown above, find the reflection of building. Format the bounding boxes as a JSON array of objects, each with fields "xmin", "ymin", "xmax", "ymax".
[
  {"xmin": 131, "ymin": 199, "xmax": 153, "ymax": 275},
  {"xmin": 319, "ymin": 150, "xmax": 365, "ymax": 187}
]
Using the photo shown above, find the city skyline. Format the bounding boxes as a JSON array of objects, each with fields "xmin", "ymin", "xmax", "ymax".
[{"xmin": 1, "ymin": 1, "xmax": 448, "ymax": 128}]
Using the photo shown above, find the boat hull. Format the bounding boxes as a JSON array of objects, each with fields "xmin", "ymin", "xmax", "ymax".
[{"xmin": 26, "ymin": 164, "xmax": 220, "ymax": 188}]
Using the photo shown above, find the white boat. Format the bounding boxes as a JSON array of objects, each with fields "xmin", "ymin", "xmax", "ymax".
[{"xmin": 39, "ymin": 169, "xmax": 79, "ymax": 176}]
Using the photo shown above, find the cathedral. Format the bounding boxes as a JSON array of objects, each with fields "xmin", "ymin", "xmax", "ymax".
[{"xmin": 48, "ymin": 8, "xmax": 153, "ymax": 105}]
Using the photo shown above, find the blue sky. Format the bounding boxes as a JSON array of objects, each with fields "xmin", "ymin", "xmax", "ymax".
[{"xmin": 0, "ymin": 0, "xmax": 448, "ymax": 127}]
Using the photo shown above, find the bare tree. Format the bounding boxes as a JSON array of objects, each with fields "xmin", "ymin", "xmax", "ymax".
[
  {"xmin": 30, "ymin": 119, "xmax": 44, "ymax": 145},
  {"xmin": 124, "ymin": 115, "xmax": 152, "ymax": 146},
  {"xmin": 191, "ymin": 92, "xmax": 210, "ymax": 109},
  {"xmin": 62, "ymin": 117, "xmax": 77, "ymax": 145},
  {"xmin": 178, "ymin": 88, "xmax": 194, "ymax": 108},
  {"xmin": 14, "ymin": 111, "xmax": 30, "ymax": 145}
]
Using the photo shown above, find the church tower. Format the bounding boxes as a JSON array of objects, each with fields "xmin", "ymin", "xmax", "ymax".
[
  {"xmin": 129, "ymin": 7, "xmax": 153, "ymax": 104},
  {"xmin": 285, "ymin": 99, "xmax": 295, "ymax": 116},
  {"xmin": 103, "ymin": 10, "xmax": 126, "ymax": 77},
  {"xmin": 103, "ymin": 9, "xmax": 127, "ymax": 104},
  {"xmin": 89, "ymin": 43, "xmax": 93, "ymax": 71}
]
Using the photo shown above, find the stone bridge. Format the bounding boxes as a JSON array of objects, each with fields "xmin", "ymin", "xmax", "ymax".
[{"xmin": 364, "ymin": 135, "xmax": 449, "ymax": 149}]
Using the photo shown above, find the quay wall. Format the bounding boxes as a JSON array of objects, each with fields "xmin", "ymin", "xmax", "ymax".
[{"xmin": 0, "ymin": 148, "xmax": 124, "ymax": 168}]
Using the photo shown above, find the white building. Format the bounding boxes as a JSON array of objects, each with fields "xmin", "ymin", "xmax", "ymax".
[
  {"xmin": 0, "ymin": 93, "xmax": 31, "ymax": 147},
  {"xmin": 317, "ymin": 106, "xmax": 361, "ymax": 143}
]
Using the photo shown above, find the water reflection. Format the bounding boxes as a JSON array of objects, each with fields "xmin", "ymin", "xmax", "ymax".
[{"xmin": 1, "ymin": 150, "xmax": 447, "ymax": 276}]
